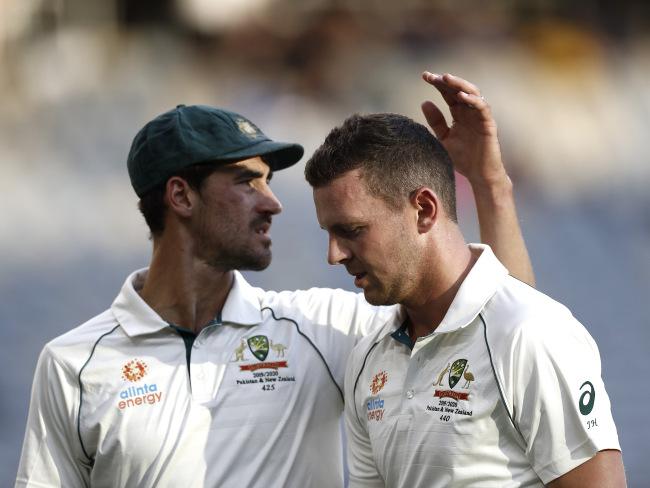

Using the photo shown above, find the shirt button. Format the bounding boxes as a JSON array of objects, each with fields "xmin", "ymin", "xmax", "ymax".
[{"xmin": 406, "ymin": 390, "xmax": 414, "ymax": 399}]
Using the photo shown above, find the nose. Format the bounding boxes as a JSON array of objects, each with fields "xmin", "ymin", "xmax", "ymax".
[
  {"xmin": 260, "ymin": 186, "xmax": 283, "ymax": 215},
  {"xmin": 327, "ymin": 235, "xmax": 350, "ymax": 265}
]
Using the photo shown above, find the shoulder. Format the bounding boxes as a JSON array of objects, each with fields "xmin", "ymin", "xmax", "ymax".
[
  {"xmin": 42, "ymin": 309, "xmax": 120, "ymax": 374},
  {"xmin": 483, "ymin": 276, "xmax": 599, "ymax": 366},
  {"xmin": 346, "ymin": 319, "xmax": 394, "ymax": 373},
  {"xmin": 485, "ymin": 276, "xmax": 583, "ymax": 335}
]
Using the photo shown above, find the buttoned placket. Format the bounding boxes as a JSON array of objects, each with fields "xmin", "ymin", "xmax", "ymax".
[
  {"xmin": 398, "ymin": 333, "xmax": 439, "ymax": 414},
  {"xmin": 170, "ymin": 315, "xmax": 230, "ymax": 405}
]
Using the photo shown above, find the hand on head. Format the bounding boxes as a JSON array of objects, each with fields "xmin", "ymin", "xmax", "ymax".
[{"xmin": 421, "ymin": 72, "xmax": 507, "ymax": 188}]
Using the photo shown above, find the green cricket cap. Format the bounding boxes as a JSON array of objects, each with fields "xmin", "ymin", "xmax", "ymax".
[{"xmin": 127, "ymin": 104, "xmax": 304, "ymax": 197}]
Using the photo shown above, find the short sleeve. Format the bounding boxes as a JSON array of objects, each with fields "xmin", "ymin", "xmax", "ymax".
[
  {"xmin": 344, "ymin": 348, "xmax": 385, "ymax": 488},
  {"xmin": 510, "ymin": 314, "xmax": 620, "ymax": 484},
  {"xmin": 15, "ymin": 346, "xmax": 90, "ymax": 487}
]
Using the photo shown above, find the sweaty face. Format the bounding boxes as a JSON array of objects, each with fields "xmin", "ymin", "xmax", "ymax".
[
  {"xmin": 313, "ymin": 169, "xmax": 418, "ymax": 306},
  {"xmin": 192, "ymin": 157, "xmax": 282, "ymax": 271}
]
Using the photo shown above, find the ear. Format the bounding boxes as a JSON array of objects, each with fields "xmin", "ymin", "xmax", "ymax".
[
  {"xmin": 165, "ymin": 176, "xmax": 196, "ymax": 219},
  {"xmin": 410, "ymin": 187, "xmax": 438, "ymax": 233}
]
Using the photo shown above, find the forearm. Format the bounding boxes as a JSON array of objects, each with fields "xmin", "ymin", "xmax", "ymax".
[
  {"xmin": 471, "ymin": 175, "xmax": 535, "ymax": 286},
  {"xmin": 547, "ymin": 450, "xmax": 626, "ymax": 488}
]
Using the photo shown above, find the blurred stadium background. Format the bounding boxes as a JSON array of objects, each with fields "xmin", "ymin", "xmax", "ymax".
[{"xmin": 1, "ymin": 0, "xmax": 649, "ymax": 485}]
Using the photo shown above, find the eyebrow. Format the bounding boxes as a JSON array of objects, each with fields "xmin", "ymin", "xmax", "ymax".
[
  {"xmin": 221, "ymin": 166, "xmax": 272, "ymax": 181},
  {"xmin": 326, "ymin": 223, "xmax": 363, "ymax": 233}
]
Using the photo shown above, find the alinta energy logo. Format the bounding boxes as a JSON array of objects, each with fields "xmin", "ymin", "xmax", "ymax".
[
  {"xmin": 117, "ymin": 359, "xmax": 163, "ymax": 411},
  {"xmin": 370, "ymin": 370, "xmax": 388, "ymax": 395},
  {"xmin": 367, "ymin": 371, "xmax": 388, "ymax": 422},
  {"xmin": 122, "ymin": 359, "xmax": 148, "ymax": 382}
]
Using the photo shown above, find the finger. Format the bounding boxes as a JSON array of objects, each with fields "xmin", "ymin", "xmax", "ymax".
[
  {"xmin": 456, "ymin": 92, "xmax": 491, "ymax": 119},
  {"xmin": 422, "ymin": 71, "xmax": 442, "ymax": 85},
  {"xmin": 421, "ymin": 101, "xmax": 449, "ymax": 140},
  {"xmin": 441, "ymin": 73, "xmax": 481, "ymax": 97},
  {"xmin": 422, "ymin": 71, "xmax": 463, "ymax": 108}
]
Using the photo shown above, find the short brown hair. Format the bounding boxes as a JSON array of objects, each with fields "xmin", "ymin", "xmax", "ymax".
[{"xmin": 304, "ymin": 113, "xmax": 457, "ymax": 221}]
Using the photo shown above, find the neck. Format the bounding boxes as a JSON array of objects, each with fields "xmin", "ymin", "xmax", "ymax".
[
  {"xmin": 139, "ymin": 237, "xmax": 234, "ymax": 334},
  {"xmin": 405, "ymin": 231, "xmax": 477, "ymax": 342}
]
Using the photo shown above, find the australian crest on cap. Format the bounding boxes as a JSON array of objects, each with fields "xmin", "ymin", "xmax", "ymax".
[{"xmin": 235, "ymin": 117, "xmax": 260, "ymax": 138}]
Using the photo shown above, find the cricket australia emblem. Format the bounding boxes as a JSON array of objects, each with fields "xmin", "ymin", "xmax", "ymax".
[
  {"xmin": 231, "ymin": 335, "xmax": 295, "ymax": 390},
  {"xmin": 233, "ymin": 335, "xmax": 291, "ymax": 372},
  {"xmin": 236, "ymin": 118, "xmax": 259, "ymax": 138},
  {"xmin": 426, "ymin": 358, "xmax": 475, "ymax": 421},
  {"xmin": 448, "ymin": 358, "xmax": 467, "ymax": 389},
  {"xmin": 248, "ymin": 335, "xmax": 269, "ymax": 361}
]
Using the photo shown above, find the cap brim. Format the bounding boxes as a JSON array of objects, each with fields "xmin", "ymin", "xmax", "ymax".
[{"xmin": 222, "ymin": 140, "xmax": 304, "ymax": 172}]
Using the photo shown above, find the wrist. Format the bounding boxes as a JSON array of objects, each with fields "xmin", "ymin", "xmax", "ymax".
[{"xmin": 470, "ymin": 174, "xmax": 514, "ymax": 206}]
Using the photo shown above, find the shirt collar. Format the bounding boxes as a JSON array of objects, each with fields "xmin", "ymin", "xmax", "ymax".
[
  {"xmin": 377, "ymin": 243, "xmax": 508, "ymax": 344},
  {"xmin": 111, "ymin": 269, "xmax": 263, "ymax": 337},
  {"xmin": 434, "ymin": 243, "xmax": 508, "ymax": 334},
  {"xmin": 111, "ymin": 268, "xmax": 169, "ymax": 337},
  {"xmin": 376, "ymin": 305, "xmax": 408, "ymax": 343},
  {"xmin": 221, "ymin": 271, "xmax": 264, "ymax": 326}
]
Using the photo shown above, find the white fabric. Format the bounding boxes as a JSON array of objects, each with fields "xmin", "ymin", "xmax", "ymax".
[
  {"xmin": 345, "ymin": 244, "xmax": 620, "ymax": 487},
  {"xmin": 16, "ymin": 270, "xmax": 393, "ymax": 487}
]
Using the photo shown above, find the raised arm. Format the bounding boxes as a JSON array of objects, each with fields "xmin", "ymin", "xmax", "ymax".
[{"xmin": 421, "ymin": 72, "xmax": 535, "ymax": 286}]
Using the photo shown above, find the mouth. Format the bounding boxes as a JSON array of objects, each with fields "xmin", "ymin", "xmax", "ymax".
[
  {"xmin": 351, "ymin": 272, "xmax": 367, "ymax": 288},
  {"xmin": 253, "ymin": 220, "xmax": 272, "ymax": 237}
]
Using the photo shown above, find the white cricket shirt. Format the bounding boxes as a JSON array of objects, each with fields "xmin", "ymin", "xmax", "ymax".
[
  {"xmin": 16, "ymin": 270, "xmax": 393, "ymax": 487},
  {"xmin": 345, "ymin": 244, "xmax": 620, "ymax": 487}
]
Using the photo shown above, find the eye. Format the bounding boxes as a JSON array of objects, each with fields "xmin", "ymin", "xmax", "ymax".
[
  {"xmin": 237, "ymin": 177, "xmax": 263, "ymax": 190},
  {"xmin": 235, "ymin": 176, "xmax": 253, "ymax": 185},
  {"xmin": 339, "ymin": 226, "xmax": 363, "ymax": 239},
  {"xmin": 234, "ymin": 170, "xmax": 267, "ymax": 187}
]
